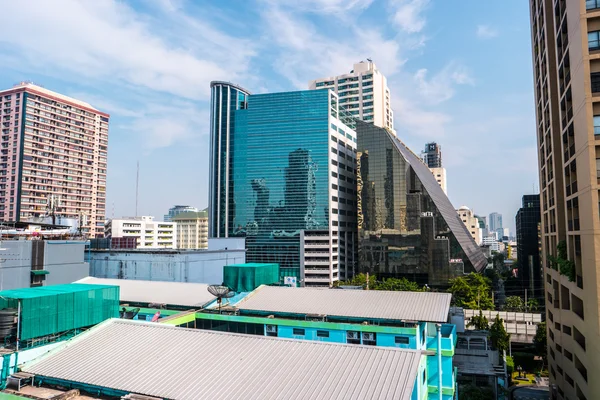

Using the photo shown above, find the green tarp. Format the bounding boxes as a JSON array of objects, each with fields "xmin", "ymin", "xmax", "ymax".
[
  {"xmin": 0, "ymin": 283, "xmax": 120, "ymax": 341},
  {"xmin": 30, "ymin": 270, "xmax": 49, "ymax": 275},
  {"xmin": 224, "ymin": 263, "xmax": 280, "ymax": 292}
]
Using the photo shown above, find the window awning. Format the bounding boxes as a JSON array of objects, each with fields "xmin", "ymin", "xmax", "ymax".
[{"xmin": 30, "ymin": 270, "xmax": 50, "ymax": 275}]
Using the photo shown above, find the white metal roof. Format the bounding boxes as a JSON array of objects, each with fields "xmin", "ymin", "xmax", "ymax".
[
  {"xmin": 23, "ymin": 319, "xmax": 421, "ymax": 400},
  {"xmin": 76, "ymin": 277, "xmax": 215, "ymax": 307},
  {"xmin": 236, "ymin": 286, "xmax": 451, "ymax": 323}
]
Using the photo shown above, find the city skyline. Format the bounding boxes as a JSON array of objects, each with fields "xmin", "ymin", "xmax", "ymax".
[{"xmin": 0, "ymin": 0, "xmax": 535, "ymax": 234}]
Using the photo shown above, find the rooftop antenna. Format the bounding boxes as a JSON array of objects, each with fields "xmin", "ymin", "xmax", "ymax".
[
  {"xmin": 135, "ymin": 161, "xmax": 139, "ymax": 217},
  {"xmin": 207, "ymin": 285, "xmax": 235, "ymax": 314}
]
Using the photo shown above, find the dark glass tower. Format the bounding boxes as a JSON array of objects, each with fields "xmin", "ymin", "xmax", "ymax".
[
  {"xmin": 356, "ymin": 121, "xmax": 486, "ymax": 288},
  {"xmin": 515, "ymin": 194, "xmax": 541, "ymax": 298},
  {"xmin": 209, "ymin": 86, "xmax": 357, "ymax": 285}
]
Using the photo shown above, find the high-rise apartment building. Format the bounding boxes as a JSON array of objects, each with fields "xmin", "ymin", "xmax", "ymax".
[
  {"xmin": 0, "ymin": 82, "xmax": 108, "ymax": 237},
  {"xmin": 488, "ymin": 212, "xmax": 503, "ymax": 232},
  {"xmin": 515, "ymin": 194, "xmax": 542, "ymax": 298},
  {"xmin": 173, "ymin": 210, "xmax": 208, "ymax": 249},
  {"xmin": 421, "ymin": 142, "xmax": 447, "ymax": 194},
  {"xmin": 209, "ymin": 82, "xmax": 357, "ymax": 286},
  {"xmin": 457, "ymin": 206, "xmax": 482, "ymax": 245},
  {"xmin": 105, "ymin": 216, "xmax": 176, "ymax": 249},
  {"xmin": 529, "ymin": 1, "xmax": 600, "ymax": 398},
  {"xmin": 355, "ymin": 121, "xmax": 486, "ymax": 288},
  {"xmin": 164, "ymin": 205, "xmax": 199, "ymax": 222},
  {"xmin": 309, "ymin": 60, "xmax": 394, "ymax": 131}
]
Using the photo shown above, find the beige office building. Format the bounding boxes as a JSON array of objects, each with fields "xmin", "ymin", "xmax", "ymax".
[
  {"xmin": 309, "ymin": 60, "xmax": 394, "ymax": 131},
  {"xmin": 457, "ymin": 206, "xmax": 481, "ymax": 245},
  {"xmin": 173, "ymin": 210, "xmax": 208, "ymax": 249},
  {"xmin": 529, "ymin": 1, "xmax": 600, "ymax": 398}
]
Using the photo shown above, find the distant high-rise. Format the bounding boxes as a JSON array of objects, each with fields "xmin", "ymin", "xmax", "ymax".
[
  {"xmin": 0, "ymin": 82, "xmax": 109, "ymax": 237},
  {"xmin": 530, "ymin": 1, "xmax": 599, "ymax": 397},
  {"xmin": 209, "ymin": 83, "xmax": 357, "ymax": 286},
  {"xmin": 356, "ymin": 121, "xmax": 486, "ymax": 288},
  {"xmin": 309, "ymin": 60, "xmax": 394, "ymax": 131},
  {"xmin": 515, "ymin": 194, "xmax": 541, "ymax": 298},
  {"xmin": 488, "ymin": 212, "xmax": 503, "ymax": 232},
  {"xmin": 421, "ymin": 142, "xmax": 443, "ymax": 168},
  {"xmin": 457, "ymin": 206, "xmax": 482, "ymax": 245},
  {"xmin": 164, "ymin": 205, "xmax": 199, "ymax": 222}
]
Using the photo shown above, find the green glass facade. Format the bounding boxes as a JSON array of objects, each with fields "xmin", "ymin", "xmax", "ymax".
[
  {"xmin": 356, "ymin": 121, "xmax": 487, "ymax": 288},
  {"xmin": 210, "ymin": 86, "xmax": 357, "ymax": 283}
]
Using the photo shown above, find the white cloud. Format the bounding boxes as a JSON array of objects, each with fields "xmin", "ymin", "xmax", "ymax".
[
  {"xmin": 391, "ymin": 0, "xmax": 430, "ymax": 33},
  {"xmin": 0, "ymin": 0, "xmax": 256, "ymax": 100},
  {"xmin": 476, "ymin": 25, "xmax": 498, "ymax": 39},
  {"xmin": 412, "ymin": 62, "xmax": 474, "ymax": 105},
  {"xmin": 273, "ymin": 0, "xmax": 374, "ymax": 13}
]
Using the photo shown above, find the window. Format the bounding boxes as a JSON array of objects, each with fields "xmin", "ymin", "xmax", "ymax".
[
  {"xmin": 394, "ymin": 336, "xmax": 410, "ymax": 345},
  {"xmin": 587, "ymin": 0, "xmax": 600, "ymax": 10},
  {"xmin": 347, "ymin": 331, "xmax": 361, "ymax": 344},
  {"xmin": 317, "ymin": 330, "xmax": 329, "ymax": 338},
  {"xmin": 292, "ymin": 328, "xmax": 305, "ymax": 336},
  {"xmin": 589, "ymin": 31, "xmax": 600, "ymax": 51}
]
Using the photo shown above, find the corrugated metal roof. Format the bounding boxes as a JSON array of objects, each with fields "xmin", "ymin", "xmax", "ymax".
[
  {"xmin": 76, "ymin": 277, "xmax": 215, "ymax": 307},
  {"xmin": 236, "ymin": 286, "xmax": 451, "ymax": 323},
  {"xmin": 23, "ymin": 319, "xmax": 421, "ymax": 400}
]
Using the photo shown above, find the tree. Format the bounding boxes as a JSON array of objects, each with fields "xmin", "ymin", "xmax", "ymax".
[
  {"xmin": 458, "ymin": 384, "xmax": 494, "ymax": 400},
  {"xmin": 374, "ymin": 277, "xmax": 423, "ymax": 292},
  {"xmin": 504, "ymin": 296, "xmax": 525, "ymax": 312},
  {"xmin": 533, "ymin": 322, "xmax": 547, "ymax": 365},
  {"xmin": 448, "ymin": 273, "xmax": 494, "ymax": 310},
  {"xmin": 336, "ymin": 273, "xmax": 376, "ymax": 289},
  {"xmin": 467, "ymin": 310, "xmax": 489, "ymax": 330},
  {"xmin": 527, "ymin": 298, "xmax": 539, "ymax": 312},
  {"xmin": 489, "ymin": 314, "xmax": 510, "ymax": 354}
]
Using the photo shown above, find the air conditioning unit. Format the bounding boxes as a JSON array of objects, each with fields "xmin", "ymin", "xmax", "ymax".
[
  {"xmin": 362, "ymin": 332, "xmax": 375, "ymax": 341},
  {"xmin": 266, "ymin": 325, "xmax": 277, "ymax": 333},
  {"xmin": 347, "ymin": 331, "xmax": 359, "ymax": 340}
]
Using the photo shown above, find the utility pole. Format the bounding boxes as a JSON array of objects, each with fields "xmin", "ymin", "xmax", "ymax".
[{"xmin": 525, "ymin": 289, "xmax": 528, "ymax": 312}]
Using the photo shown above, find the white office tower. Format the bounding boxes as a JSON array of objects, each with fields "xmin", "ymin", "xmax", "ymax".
[{"xmin": 309, "ymin": 60, "xmax": 394, "ymax": 132}]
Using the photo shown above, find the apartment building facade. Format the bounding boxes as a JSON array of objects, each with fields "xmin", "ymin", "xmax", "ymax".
[
  {"xmin": 529, "ymin": 1, "xmax": 600, "ymax": 398},
  {"xmin": 457, "ymin": 206, "xmax": 482, "ymax": 245},
  {"xmin": 209, "ymin": 83, "xmax": 357, "ymax": 286},
  {"xmin": 309, "ymin": 60, "xmax": 394, "ymax": 131},
  {"xmin": 105, "ymin": 216, "xmax": 176, "ymax": 249},
  {"xmin": 0, "ymin": 82, "xmax": 108, "ymax": 237},
  {"xmin": 173, "ymin": 210, "xmax": 208, "ymax": 249}
]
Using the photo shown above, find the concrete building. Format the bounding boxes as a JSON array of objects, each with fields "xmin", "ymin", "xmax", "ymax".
[
  {"xmin": 457, "ymin": 206, "xmax": 482, "ymax": 245},
  {"xmin": 309, "ymin": 60, "xmax": 394, "ymax": 131},
  {"xmin": 163, "ymin": 205, "xmax": 199, "ymax": 222},
  {"xmin": 421, "ymin": 142, "xmax": 443, "ymax": 168},
  {"xmin": 0, "ymin": 240, "xmax": 88, "ymax": 290},
  {"xmin": 475, "ymin": 215, "xmax": 488, "ymax": 237},
  {"xmin": 482, "ymin": 235, "xmax": 502, "ymax": 253},
  {"xmin": 356, "ymin": 121, "xmax": 486, "ymax": 288},
  {"xmin": 488, "ymin": 212, "xmax": 503, "ymax": 233},
  {"xmin": 88, "ymin": 238, "xmax": 245, "ymax": 285},
  {"xmin": 209, "ymin": 83, "xmax": 357, "ymax": 286},
  {"xmin": 173, "ymin": 210, "xmax": 208, "ymax": 249},
  {"xmin": 516, "ymin": 194, "xmax": 542, "ymax": 298},
  {"xmin": 430, "ymin": 167, "xmax": 447, "ymax": 194},
  {"xmin": 105, "ymin": 216, "xmax": 176, "ymax": 249},
  {"xmin": 0, "ymin": 82, "xmax": 109, "ymax": 237},
  {"xmin": 530, "ymin": 1, "xmax": 600, "ymax": 398}
]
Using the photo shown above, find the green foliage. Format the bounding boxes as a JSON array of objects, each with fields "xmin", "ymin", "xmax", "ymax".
[
  {"xmin": 533, "ymin": 322, "xmax": 547, "ymax": 362},
  {"xmin": 506, "ymin": 355, "xmax": 514, "ymax": 376},
  {"xmin": 513, "ymin": 352, "xmax": 540, "ymax": 372},
  {"xmin": 548, "ymin": 240, "xmax": 576, "ymax": 281},
  {"xmin": 374, "ymin": 277, "xmax": 423, "ymax": 292},
  {"xmin": 447, "ymin": 273, "xmax": 494, "ymax": 310},
  {"xmin": 458, "ymin": 384, "xmax": 495, "ymax": 400},
  {"xmin": 335, "ymin": 273, "xmax": 376, "ymax": 289},
  {"xmin": 527, "ymin": 298, "xmax": 539, "ymax": 312},
  {"xmin": 504, "ymin": 296, "xmax": 525, "ymax": 312},
  {"xmin": 489, "ymin": 314, "xmax": 510, "ymax": 354},
  {"xmin": 467, "ymin": 310, "xmax": 489, "ymax": 330}
]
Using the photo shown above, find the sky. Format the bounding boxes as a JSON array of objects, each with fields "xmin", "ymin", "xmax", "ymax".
[{"xmin": 0, "ymin": 0, "xmax": 537, "ymax": 233}]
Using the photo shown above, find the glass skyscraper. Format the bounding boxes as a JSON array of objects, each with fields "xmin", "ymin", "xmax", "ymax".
[
  {"xmin": 356, "ymin": 121, "xmax": 486, "ymax": 288},
  {"xmin": 209, "ymin": 85, "xmax": 357, "ymax": 286}
]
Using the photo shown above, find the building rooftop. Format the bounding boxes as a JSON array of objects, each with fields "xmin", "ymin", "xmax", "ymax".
[
  {"xmin": 235, "ymin": 286, "xmax": 452, "ymax": 323},
  {"xmin": 75, "ymin": 277, "xmax": 216, "ymax": 307},
  {"xmin": 0, "ymin": 82, "xmax": 102, "ymax": 113},
  {"xmin": 172, "ymin": 211, "xmax": 208, "ymax": 220},
  {"xmin": 23, "ymin": 319, "xmax": 421, "ymax": 400}
]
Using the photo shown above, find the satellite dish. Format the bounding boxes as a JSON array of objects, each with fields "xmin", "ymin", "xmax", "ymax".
[{"xmin": 208, "ymin": 285, "xmax": 235, "ymax": 314}]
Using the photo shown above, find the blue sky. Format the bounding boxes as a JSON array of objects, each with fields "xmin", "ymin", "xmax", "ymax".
[{"xmin": 0, "ymin": 0, "xmax": 536, "ymax": 233}]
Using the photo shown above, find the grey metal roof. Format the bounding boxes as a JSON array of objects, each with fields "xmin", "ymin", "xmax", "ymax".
[
  {"xmin": 23, "ymin": 319, "xmax": 421, "ymax": 400},
  {"xmin": 76, "ymin": 277, "xmax": 215, "ymax": 307},
  {"xmin": 382, "ymin": 126, "xmax": 487, "ymax": 272},
  {"xmin": 236, "ymin": 286, "xmax": 452, "ymax": 323}
]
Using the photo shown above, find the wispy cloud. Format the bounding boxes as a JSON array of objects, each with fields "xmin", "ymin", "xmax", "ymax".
[
  {"xmin": 391, "ymin": 0, "xmax": 430, "ymax": 33},
  {"xmin": 476, "ymin": 25, "xmax": 498, "ymax": 39},
  {"xmin": 412, "ymin": 62, "xmax": 474, "ymax": 105},
  {"xmin": 272, "ymin": 0, "xmax": 375, "ymax": 13}
]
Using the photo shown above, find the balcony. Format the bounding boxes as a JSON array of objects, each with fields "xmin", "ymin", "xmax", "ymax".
[
  {"xmin": 591, "ymin": 72, "xmax": 600, "ymax": 93},
  {"xmin": 426, "ymin": 323, "xmax": 456, "ymax": 352}
]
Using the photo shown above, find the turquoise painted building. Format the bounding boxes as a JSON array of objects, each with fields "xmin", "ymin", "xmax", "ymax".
[{"xmin": 189, "ymin": 286, "xmax": 458, "ymax": 400}]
